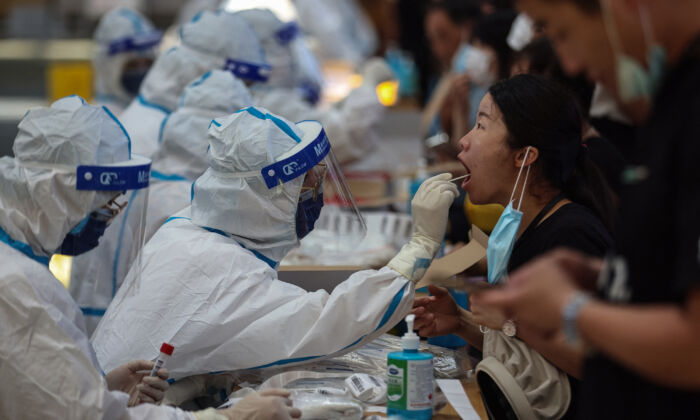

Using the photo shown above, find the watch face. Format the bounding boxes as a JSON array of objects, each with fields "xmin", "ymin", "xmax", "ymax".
[{"xmin": 502, "ymin": 320, "xmax": 517, "ymax": 337}]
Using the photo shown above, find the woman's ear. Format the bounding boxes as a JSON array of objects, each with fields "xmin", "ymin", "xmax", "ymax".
[{"xmin": 515, "ymin": 146, "xmax": 539, "ymax": 168}]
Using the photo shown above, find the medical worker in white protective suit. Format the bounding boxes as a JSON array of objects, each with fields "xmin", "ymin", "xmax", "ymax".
[
  {"xmin": 70, "ymin": 10, "xmax": 269, "ymax": 332},
  {"xmin": 93, "ymin": 106, "xmax": 459, "ymax": 383},
  {"xmin": 238, "ymin": 8, "xmax": 392, "ymax": 164},
  {"xmin": 146, "ymin": 69, "xmax": 253, "ymax": 240},
  {"xmin": 93, "ymin": 7, "xmax": 162, "ymax": 116},
  {"xmin": 293, "ymin": 0, "xmax": 378, "ymax": 66},
  {"xmin": 0, "ymin": 96, "xmax": 301, "ymax": 420},
  {"xmin": 119, "ymin": 9, "xmax": 270, "ymax": 158}
]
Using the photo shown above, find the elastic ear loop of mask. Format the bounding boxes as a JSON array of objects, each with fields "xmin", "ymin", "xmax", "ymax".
[{"xmin": 508, "ymin": 146, "xmax": 531, "ymax": 211}]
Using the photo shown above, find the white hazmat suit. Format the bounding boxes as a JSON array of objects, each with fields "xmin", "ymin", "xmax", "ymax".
[
  {"xmin": 93, "ymin": 7, "xmax": 161, "ymax": 115},
  {"xmin": 0, "ymin": 96, "xmax": 200, "ymax": 420},
  {"xmin": 120, "ymin": 10, "xmax": 268, "ymax": 158},
  {"xmin": 148, "ymin": 69, "xmax": 253, "ymax": 240},
  {"xmin": 93, "ymin": 107, "xmax": 459, "ymax": 381},
  {"xmin": 70, "ymin": 10, "xmax": 268, "ymax": 331},
  {"xmin": 239, "ymin": 8, "xmax": 391, "ymax": 164}
]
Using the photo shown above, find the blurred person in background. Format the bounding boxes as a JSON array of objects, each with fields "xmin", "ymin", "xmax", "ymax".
[
  {"xmin": 92, "ymin": 7, "xmax": 162, "ymax": 116},
  {"xmin": 239, "ymin": 8, "xmax": 393, "ymax": 165},
  {"xmin": 293, "ymin": 0, "xmax": 378, "ymax": 66},
  {"xmin": 119, "ymin": 10, "xmax": 268, "ymax": 158},
  {"xmin": 511, "ymin": 37, "xmax": 627, "ymax": 197}
]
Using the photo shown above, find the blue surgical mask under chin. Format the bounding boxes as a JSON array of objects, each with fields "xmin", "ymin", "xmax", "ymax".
[
  {"xmin": 120, "ymin": 68, "xmax": 150, "ymax": 96},
  {"xmin": 486, "ymin": 147, "xmax": 531, "ymax": 284},
  {"xmin": 487, "ymin": 202, "xmax": 523, "ymax": 284},
  {"xmin": 58, "ymin": 211, "xmax": 110, "ymax": 256},
  {"xmin": 296, "ymin": 189, "xmax": 324, "ymax": 240}
]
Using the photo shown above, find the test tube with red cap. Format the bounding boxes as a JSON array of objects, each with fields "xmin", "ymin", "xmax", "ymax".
[{"xmin": 150, "ymin": 342, "xmax": 174, "ymax": 376}]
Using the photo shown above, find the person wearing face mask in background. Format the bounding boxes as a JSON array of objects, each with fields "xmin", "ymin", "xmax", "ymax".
[
  {"xmin": 92, "ymin": 8, "xmax": 162, "ymax": 116},
  {"xmin": 92, "ymin": 107, "xmax": 458, "ymax": 396},
  {"xmin": 119, "ymin": 10, "xmax": 269, "ymax": 159},
  {"xmin": 446, "ymin": 9, "xmax": 516, "ymax": 149},
  {"xmin": 473, "ymin": 0, "xmax": 700, "ymax": 418},
  {"xmin": 510, "ymin": 37, "xmax": 628, "ymax": 199},
  {"xmin": 423, "ymin": 0, "xmax": 482, "ymax": 149},
  {"xmin": 237, "ymin": 8, "xmax": 392, "ymax": 165},
  {"xmin": 412, "ymin": 75, "xmax": 616, "ymax": 419}
]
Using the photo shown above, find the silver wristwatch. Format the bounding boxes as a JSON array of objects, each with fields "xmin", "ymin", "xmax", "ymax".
[{"xmin": 501, "ymin": 319, "xmax": 517, "ymax": 337}]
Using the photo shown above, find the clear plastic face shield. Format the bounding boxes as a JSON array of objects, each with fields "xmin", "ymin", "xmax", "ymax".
[
  {"xmin": 54, "ymin": 153, "xmax": 152, "ymax": 290},
  {"xmin": 264, "ymin": 120, "xmax": 367, "ymax": 251}
]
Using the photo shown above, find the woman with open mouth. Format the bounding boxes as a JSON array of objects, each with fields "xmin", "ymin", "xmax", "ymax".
[{"xmin": 413, "ymin": 73, "xmax": 616, "ymax": 419}]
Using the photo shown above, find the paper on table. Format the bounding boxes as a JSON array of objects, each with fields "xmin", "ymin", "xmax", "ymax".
[{"xmin": 436, "ymin": 379, "xmax": 481, "ymax": 420}]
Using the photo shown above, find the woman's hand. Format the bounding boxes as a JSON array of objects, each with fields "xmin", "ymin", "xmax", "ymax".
[
  {"xmin": 411, "ymin": 285, "xmax": 461, "ymax": 337},
  {"xmin": 469, "ymin": 294, "xmax": 507, "ymax": 330},
  {"xmin": 105, "ymin": 360, "xmax": 169, "ymax": 406}
]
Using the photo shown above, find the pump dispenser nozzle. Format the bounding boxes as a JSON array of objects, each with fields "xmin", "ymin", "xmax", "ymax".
[{"xmin": 402, "ymin": 314, "xmax": 420, "ymax": 350}]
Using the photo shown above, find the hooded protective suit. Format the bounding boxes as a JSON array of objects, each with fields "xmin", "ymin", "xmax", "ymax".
[
  {"xmin": 93, "ymin": 107, "xmax": 458, "ymax": 381},
  {"xmin": 69, "ymin": 70, "xmax": 252, "ymax": 333},
  {"xmin": 0, "ymin": 96, "xmax": 195, "ymax": 420},
  {"xmin": 294, "ymin": 0, "xmax": 378, "ymax": 66},
  {"xmin": 235, "ymin": 8, "xmax": 389, "ymax": 164},
  {"xmin": 236, "ymin": 8, "xmax": 323, "ymax": 104},
  {"xmin": 148, "ymin": 70, "xmax": 253, "ymax": 240},
  {"xmin": 119, "ymin": 10, "xmax": 268, "ymax": 158},
  {"xmin": 93, "ymin": 7, "xmax": 161, "ymax": 116}
]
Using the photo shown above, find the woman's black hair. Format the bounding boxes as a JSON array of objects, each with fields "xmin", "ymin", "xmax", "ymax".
[
  {"xmin": 516, "ymin": 37, "xmax": 595, "ymax": 117},
  {"xmin": 488, "ymin": 74, "xmax": 615, "ymax": 232},
  {"xmin": 473, "ymin": 10, "xmax": 518, "ymax": 81},
  {"xmin": 425, "ymin": 0, "xmax": 482, "ymax": 25}
]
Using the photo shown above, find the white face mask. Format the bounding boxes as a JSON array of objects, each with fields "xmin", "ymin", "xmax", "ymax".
[
  {"xmin": 507, "ymin": 13, "xmax": 535, "ymax": 51},
  {"xmin": 453, "ymin": 44, "xmax": 496, "ymax": 87}
]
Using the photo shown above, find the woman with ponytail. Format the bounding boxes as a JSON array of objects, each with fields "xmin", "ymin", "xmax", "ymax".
[{"xmin": 412, "ymin": 74, "xmax": 615, "ymax": 419}]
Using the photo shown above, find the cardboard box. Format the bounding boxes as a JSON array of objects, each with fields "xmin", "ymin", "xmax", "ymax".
[{"xmin": 416, "ymin": 225, "xmax": 489, "ymax": 290}]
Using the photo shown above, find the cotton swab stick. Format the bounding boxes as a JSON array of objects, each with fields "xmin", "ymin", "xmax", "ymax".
[{"xmin": 450, "ymin": 174, "xmax": 471, "ymax": 182}]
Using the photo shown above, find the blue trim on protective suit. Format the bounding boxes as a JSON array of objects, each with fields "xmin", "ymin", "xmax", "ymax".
[
  {"xmin": 157, "ymin": 113, "xmax": 171, "ymax": 144},
  {"xmin": 235, "ymin": 106, "xmax": 302, "ymax": 143},
  {"xmin": 249, "ymin": 282, "xmax": 410, "ymax": 369},
  {"xmin": 102, "ymin": 105, "xmax": 132, "ymax": 158},
  {"xmin": 137, "ymin": 95, "xmax": 172, "ymax": 114},
  {"xmin": 81, "ymin": 307, "xmax": 106, "ymax": 317},
  {"xmin": 163, "ymin": 216, "xmax": 278, "ymax": 269},
  {"xmin": 0, "ymin": 225, "xmax": 49, "ymax": 266},
  {"xmin": 151, "ymin": 170, "xmax": 187, "ymax": 182}
]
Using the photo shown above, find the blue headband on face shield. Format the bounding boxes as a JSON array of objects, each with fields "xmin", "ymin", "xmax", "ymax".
[
  {"xmin": 260, "ymin": 124, "xmax": 330, "ymax": 189},
  {"xmin": 224, "ymin": 59, "xmax": 272, "ymax": 82},
  {"xmin": 275, "ymin": 22, "xmax": 300, "ymax": 45},
  {"xmin": 107, "ymin": 30, "xmax": 162, "ymax": 56},
  {"xmin": 76, "ymin": 155, "xmax": 151, "ymax": 191}
]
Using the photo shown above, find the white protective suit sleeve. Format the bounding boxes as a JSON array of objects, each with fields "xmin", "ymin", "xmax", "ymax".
[
  {"xmin": 93, "ymin": 212, "xmax": 414, "ymax": 380},
  {"xmin": 0, "ymin": 267, "xmax": 195, "ymax": 420}
]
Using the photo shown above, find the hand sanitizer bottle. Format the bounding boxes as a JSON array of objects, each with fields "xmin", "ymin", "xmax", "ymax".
[{"xmin": 387, "ymin": 314, "xmax": 434, "ymax": 419}]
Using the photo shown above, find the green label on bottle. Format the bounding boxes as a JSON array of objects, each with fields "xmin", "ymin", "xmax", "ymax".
[{"xmin": 387, "ymin": 360, "xmax": 407, "ymax": 409}]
